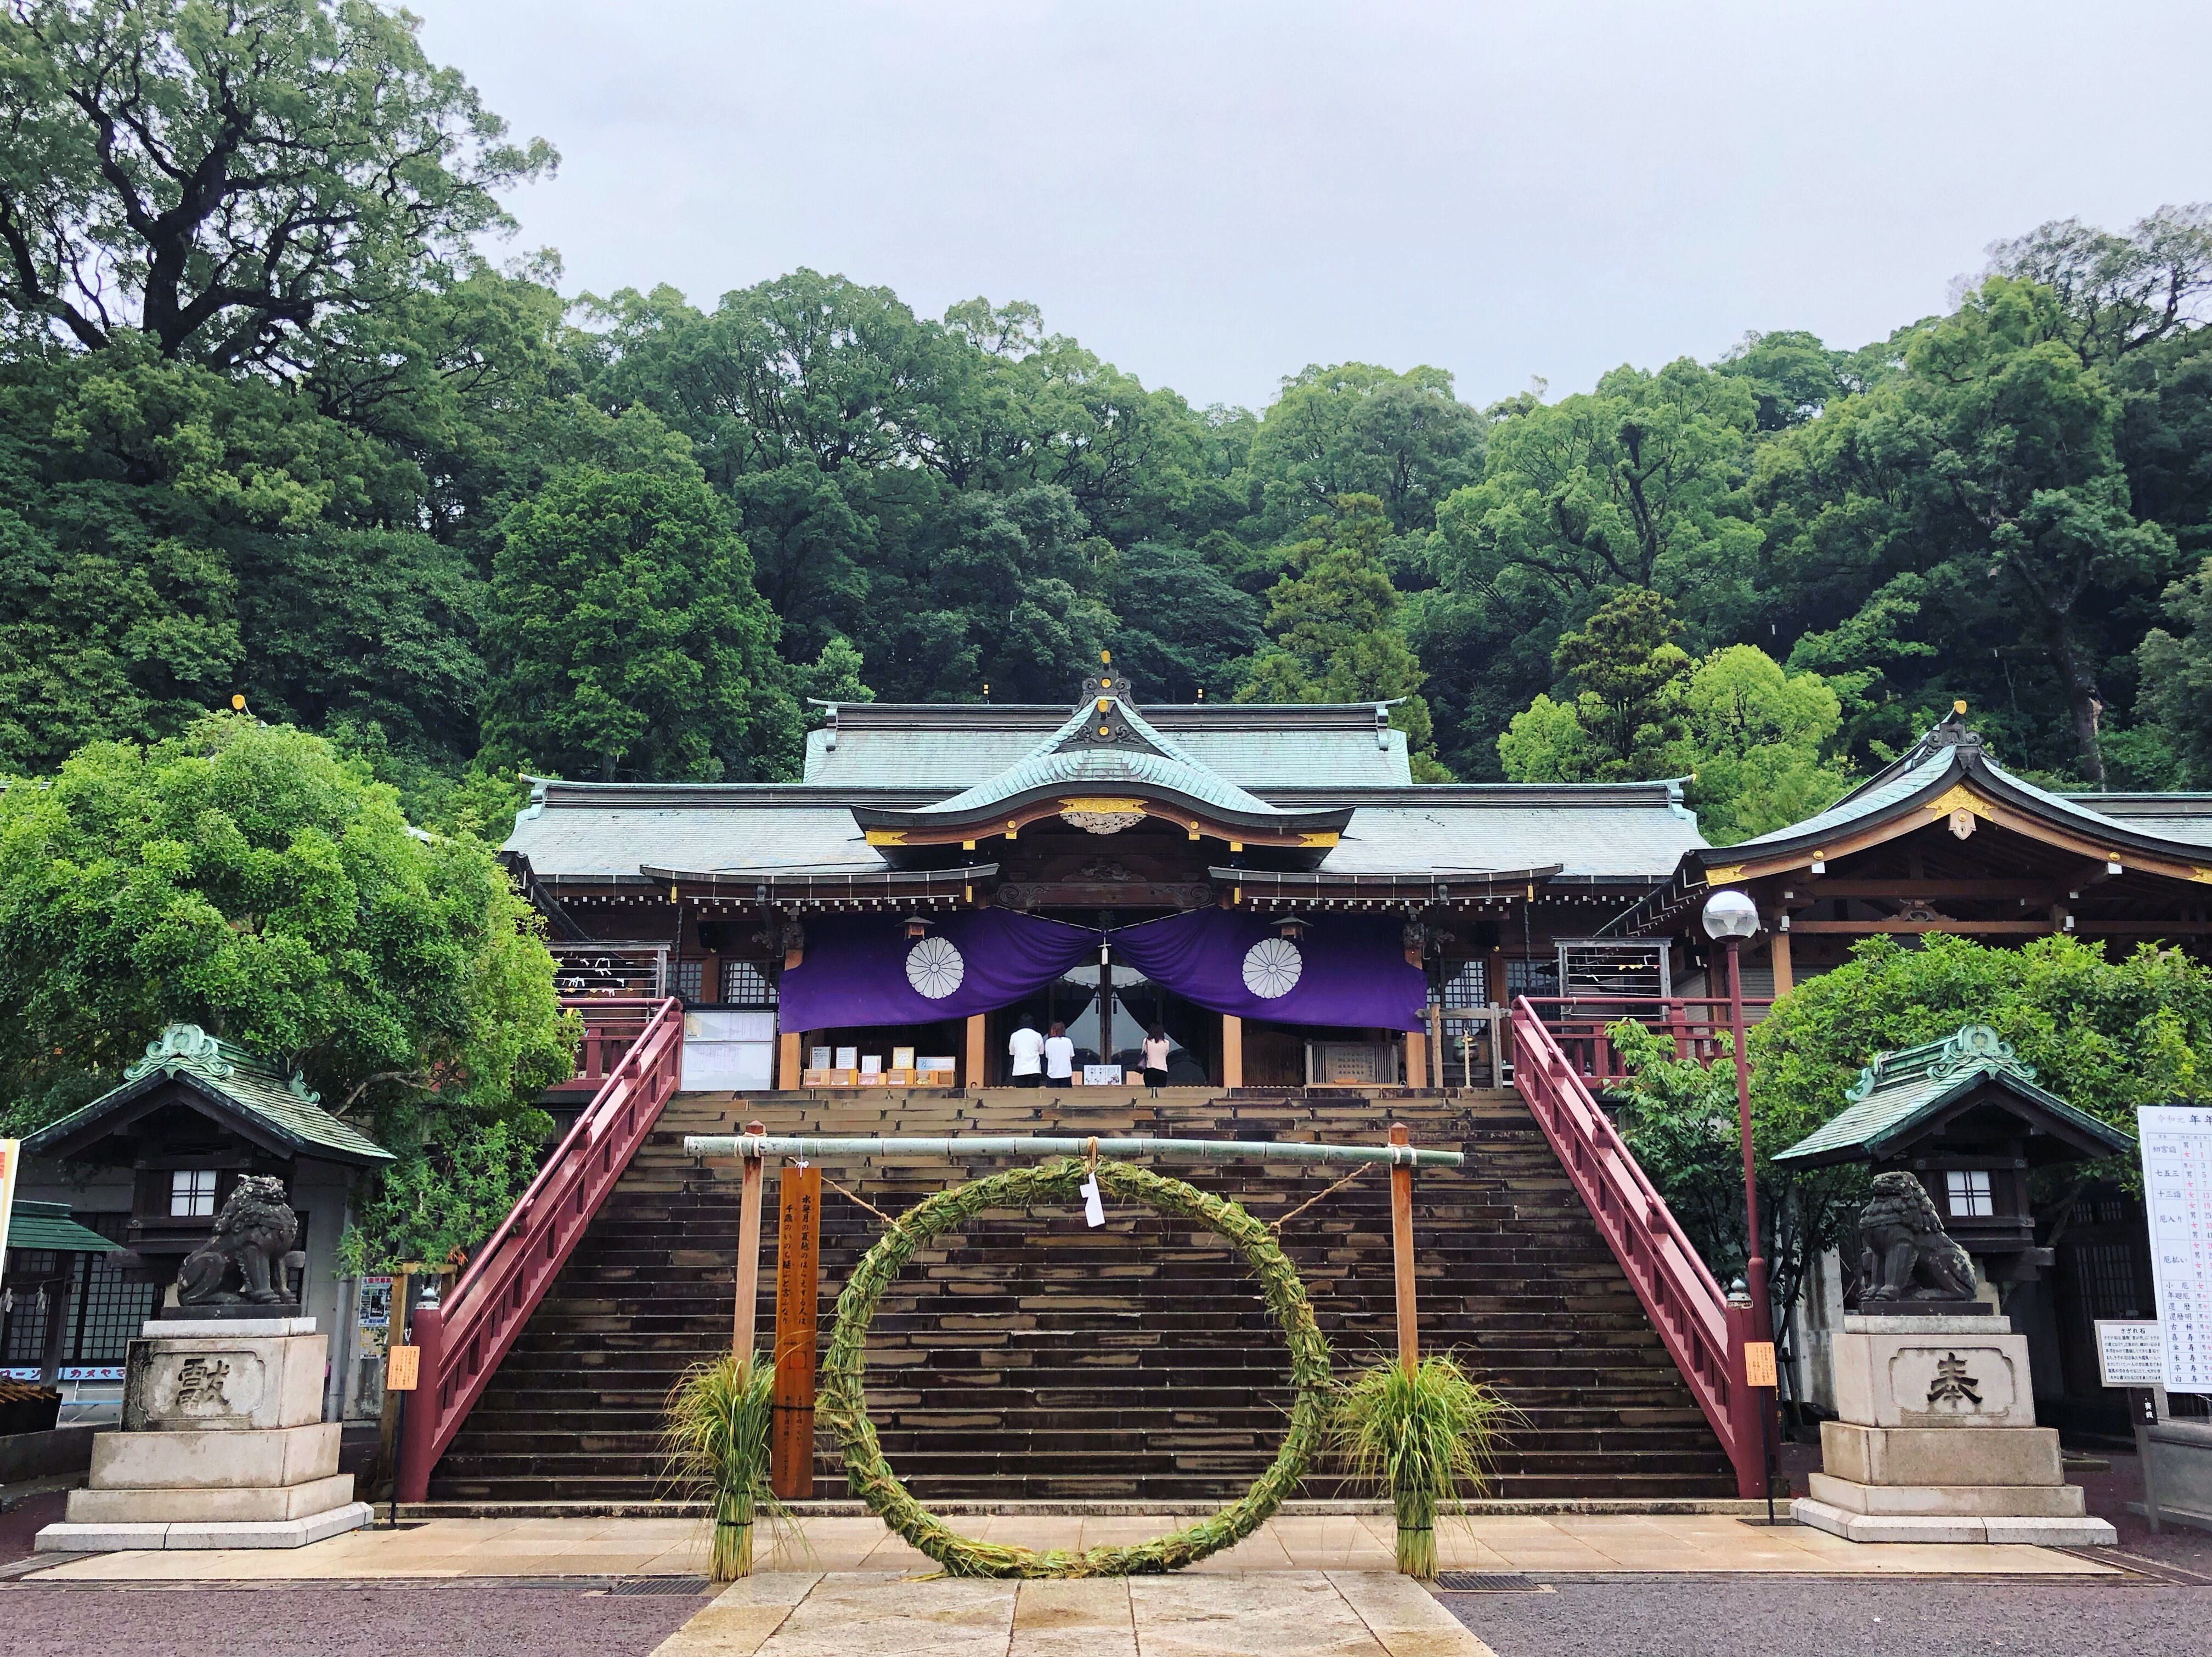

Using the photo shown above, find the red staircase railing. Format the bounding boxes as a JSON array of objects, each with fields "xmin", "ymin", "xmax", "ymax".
[
  {"xmin": 1517, "ymin": 995, "xmax": 1769, "ymax": 1084},
  {"xmin": 1509, "ymin": 997, "xmax": 1766, "ymax": 1498},
  {"xmin": 549, "ymin": 997, "xmax": 668, "ymax": 1094},
  {"xmin": 397, "ymin": 997, "xmax": 685, "ymax": 1502}
]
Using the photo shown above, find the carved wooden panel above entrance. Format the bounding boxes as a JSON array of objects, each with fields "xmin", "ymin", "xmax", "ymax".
[{"xmin": 994, "ymin": 881, "xmax": 1216, "ymax": 911}]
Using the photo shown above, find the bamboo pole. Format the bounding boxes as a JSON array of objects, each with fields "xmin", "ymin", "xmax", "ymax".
[
  {"xmin": 1389, "ymin": 1122, "xmax": 1418, "ymax": 1376},
  {"xmin": 732, "ymin": 1119, "xmax": 767, "ymax": 1362},
  {"xmin": 686, "ymin": 1133, "xmax": 1463, "ymax": 1169}
]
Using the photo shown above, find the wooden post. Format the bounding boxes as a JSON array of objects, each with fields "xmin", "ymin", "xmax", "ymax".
[
  {"xmin": 1221, "ymin": 1014, "xmax": 1243, "ymax": 1089},
  {"xmin": 964, "ymin": 1013, "xmax": 988, "ymax": 1089},
  {"xmin": 1427, "ymin": 1002, "xmax": 1444, "ymax": 1091},
  {"xmin": 1768, "ymin": 931, "xmax": 1794, "ymax": 999},
  {"xmin": 1403, "ymin": 1026, "xmax": 1425, "ymax": 1092},
  {"xmin": 769, "ymin": 1161, "xmax": 822, "ymax": 1499},
  {"xmin": 371, "ymin": 1268, "xmax": 413, "ymax": 1498},
  {"xmin": 1389, "ymin": 1122, "xmax": 1418, "ymax": 1376},
  {"xmin": 777, "ymin": 1031, "xmax": 802, "ymax": 1090},
  {"xmin": 733, "ymin": 1121, "xmax": 767, "ymax": 1362}
]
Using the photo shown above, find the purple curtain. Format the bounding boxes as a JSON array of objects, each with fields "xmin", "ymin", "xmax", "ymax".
[
  {"xmin": 1109, "ymin": 909, "xmax": 1427, "ymax": 1032},
  {"xmin": 777, "ymin": 909, "xmax": 1096, "ymax": 1031}
]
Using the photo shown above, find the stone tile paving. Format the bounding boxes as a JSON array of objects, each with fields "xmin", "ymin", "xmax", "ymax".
[
  {"xmin": 646, "ymin": 1571, "xmax": 1488, "ymax": 1656},
  {"xmin": 25, "ymin": 1511, "xmax": 2121, "ymax": 1581}
]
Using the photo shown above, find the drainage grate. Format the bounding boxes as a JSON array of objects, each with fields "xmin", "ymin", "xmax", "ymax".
[
  {"xmin": 609, "ymin": 1577, "xmax": 714, "ymax": 1597},
  {"xmin": 1434, "ymin": 1572, "xmax": 1541, "ymax": 1593}
]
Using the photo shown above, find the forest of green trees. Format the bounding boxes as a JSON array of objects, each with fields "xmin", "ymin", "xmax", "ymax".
[{"xmin": 6, "ymin": 1, "xmax": 2212, "ymax": 851}]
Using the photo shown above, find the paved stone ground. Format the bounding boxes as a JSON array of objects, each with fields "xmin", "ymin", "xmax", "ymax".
[
  {"xmin": 18, "ymin": 1510, "xmax": 2118, "ymax": 1580},
  {"xmin": 0, "ymin": 1584, "xmax": 702, "ymax": 1657},
  {"xmin": 1441, "ymin": 1576, "xmax": 2210, "ymax": 1657},
  {"xmin": 0, "ymin": 1489, "xmax": 64, "ymax": 1565},
  {"xmin": 656, "ymin": 1570, "xmax": 1484, "ymax": 1656}
]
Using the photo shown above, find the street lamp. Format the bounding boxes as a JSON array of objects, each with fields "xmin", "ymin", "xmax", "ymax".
[{"xmin": 1702, "ymin": 887, "xmax": 1774, "ymax": 1509}]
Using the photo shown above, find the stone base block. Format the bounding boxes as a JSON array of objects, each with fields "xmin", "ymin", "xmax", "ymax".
[
  {"xmin": 89, "ymin": 1422, "xmax": 338, "ymax": 1491},
  {"xmin": 36, "ymin": 1501, "xmax": 373, "ymax": 1552},
  {"xmin": 122, "ymin": 1330, "xmax": 325, "ymax": 1433},
  {"xmin": 146, "ymin": 1316, "xmax": 317, "ymax": 1338},
  {"xmin": 65, "ymin": 1472, "xmax": 356, "ymax": 1525},
  {"xmin": 1820, "ymin": 1422, "xmax": 2063, "ymax": 1488},
  {"xmin": 1791, "ymin": 1497, "xmax": 2116, "ymax": 1546},
  {"xmin": 1807, "ymin": 1472, "xmax": 2086, "ymax": 1518},
  {"xmin": 1831, "ymin": 1324, "xmax": 2035, "ymax": 1429}
]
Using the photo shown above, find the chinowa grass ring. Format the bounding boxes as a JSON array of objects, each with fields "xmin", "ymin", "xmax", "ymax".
[{"xmin": 816, "ymin": 1157, "xmax": 1333, "ymax": 1577}]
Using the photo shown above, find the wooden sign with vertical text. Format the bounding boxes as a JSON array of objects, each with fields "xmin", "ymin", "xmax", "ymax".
[{"xmin": 769, "ymin": 1163, "xmax": 822, "ymax": 1498}]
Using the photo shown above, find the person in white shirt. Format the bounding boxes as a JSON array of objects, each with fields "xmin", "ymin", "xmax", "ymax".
[
  {"xmin": 1043, "ymin": 1022, "xmax": 1075, "ymax": 1086},
  {"xmin": 1141, "ymin": 1023, "xmax": 1172, "ymax": 1093},
  {"xmin": 1008, "ymin": 1017, "xmax": 1045, "ymax": 1088}
]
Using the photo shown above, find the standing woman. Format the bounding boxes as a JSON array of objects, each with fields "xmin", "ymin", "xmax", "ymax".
[{"xmin": 1141, "ymin": 1023, "xmax": 1171, "ymax": 1094}]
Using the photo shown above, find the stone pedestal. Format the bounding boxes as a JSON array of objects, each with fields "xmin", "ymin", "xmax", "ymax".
[
  {"xmin": 36, "ymin": 1319, "xmax": 371, "ymax": 1552},
  {"xmin": 1792, "ymin": 1314, "xmax": 2114, "ymax": 1545}
]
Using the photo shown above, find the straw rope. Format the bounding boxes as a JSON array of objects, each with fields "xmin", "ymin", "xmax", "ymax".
[
  {"xmin": 1268, "ymin": 1163, "xmax": 1369, "ymax": 1234},
  {"xmin": 821, "ymin": 1170, "xmax": 898, "ymax": 1227},
  {"xmin": 817, "ymin": 1158, "xmax": 1332, "ymax": 1577}
]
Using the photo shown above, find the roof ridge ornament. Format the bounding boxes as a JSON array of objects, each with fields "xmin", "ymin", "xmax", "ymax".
[
  {"xmin": 1066, "ymin": 649, "xmax": 1144, "ymax": 750},
  {"xmin": 123, "ymin": 1023, "xmax": 233, "ymax": 1081},
  {"xmin": 1844, "ymin": 1022, "xmax": 2033, "ymax": 1103}
]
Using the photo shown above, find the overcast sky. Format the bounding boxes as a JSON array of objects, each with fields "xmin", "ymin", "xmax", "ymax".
[{"xmin": 406, "ymin": 1, "xmax": 2212, "ymax": 413}]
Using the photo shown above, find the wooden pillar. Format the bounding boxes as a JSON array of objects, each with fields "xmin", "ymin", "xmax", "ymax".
[
  {"xmin": 371, "ymin": 1268, "xmax": 413, "ymax": 1499},
  {"xmin": 1427, "ymin": 1003, "xmax": 1444, "ymax": 1091},
  {"xmin": 1768, "ymin": 931, "xmax": 1793, "ymax": 1000},
  {"xmin": 732, "ymin": 1121, "xmax": 766, "ymax": 1362},
  {"xmin": 1403, "ymin": 1026, "xmax": 1426, "ymax": 1091},
  {"xmin": 964, "ymin": 1013, "xmax": 988, "ymax": 1089},
  {"xmin": 769, "ymin": 1161, "xmax": 821, "ymax": 1498},
  {"xmin": 1221, "ymin": 1014, "xmax": 1243, "ymax": 1089},
  {"xmin": 777, "ymin": 1032, "xmax": 802, "ymax": 1091},
  {"xmin": 1389, "ymin": 1122, "xmax": 1418, "ymax": 1376}
]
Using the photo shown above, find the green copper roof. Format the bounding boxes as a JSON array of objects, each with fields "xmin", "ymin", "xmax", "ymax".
[
  {"xmin": 895, "ymin": 694, "xmax": 1300, "ymax": 822},
  {"xmin": 5, "ymin": 1200, "xmax": 120, "ymax": 1254},
  {"xmin": 25, "ymin": 1025, "xmax": 394, "ymax": 1168},
  {"xmin": 1773, "ymin": 1024, "xmax": 2134, "ymax": 1167}
]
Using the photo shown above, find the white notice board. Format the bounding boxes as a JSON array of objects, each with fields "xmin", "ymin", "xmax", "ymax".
[
  {"xmin": 2139, "ymin": 1105, "xmax": 2212, "ymax": 1392},
  {"xmin": 2094, "ymin": 1321, "xmax": 2163, "ymax": 1388}
]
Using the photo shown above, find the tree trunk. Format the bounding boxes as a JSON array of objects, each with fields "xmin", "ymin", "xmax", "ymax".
[{"xmin": 2045, "ymin": 625, "xmax": 2107, "ymax": 787}]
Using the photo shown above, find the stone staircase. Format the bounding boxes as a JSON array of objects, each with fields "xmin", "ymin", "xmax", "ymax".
[{"xmin": 425, "ymin": 1088, "xmax": 1736, "ymax": 1505}]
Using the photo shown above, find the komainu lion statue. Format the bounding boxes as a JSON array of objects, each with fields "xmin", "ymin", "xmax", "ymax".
[
  {"xmin": 177, "ymin": 1175, "xmax": 301, "ymax": 1305},
  {"xmin": 1853, "ymin": 1170, "xmax": 1977, "ymax": 1305}
]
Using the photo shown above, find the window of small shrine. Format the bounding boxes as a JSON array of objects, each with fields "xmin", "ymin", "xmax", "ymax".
[
  {"xmin": 1945, "ymin": 1169, "xmax": 1995, "ymax": 1218},
  {"xmin": 170, "ymin": 1169, "xmax": 218, "ymax": 1217}
]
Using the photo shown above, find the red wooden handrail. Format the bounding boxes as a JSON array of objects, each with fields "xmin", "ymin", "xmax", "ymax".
[
  {"xmin": 1509, "ymin": 997, "xmax": 1765, "ymax": 1498},
  {"xmin": 547, "ymin": 997, "xmax": 665, "ymax": 1093},
  {"xmin": 1519, "ymin": 995, "xmax": 1773, "ymax": 1084},
  {"xmin": 396, "ymin": 997, "xmax": 685, "ymax": 1503}
]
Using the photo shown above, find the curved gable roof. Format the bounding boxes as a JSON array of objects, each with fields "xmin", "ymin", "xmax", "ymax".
[{"xmin": 849, "ymin": 691, "xmax": 1352, "ymax": 838}]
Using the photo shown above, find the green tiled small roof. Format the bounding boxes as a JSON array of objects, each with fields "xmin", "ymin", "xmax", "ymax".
[
  {"xmin": 5, "ymin": 1200, "xmax": 120, "ymax": 1254},
  {"xmin": 1774, "ymin": 1024, "xmax": 2135, "ymax": 1167},
  {"xmin": 24, "ymin": 1025, "xmax": 394, "ymax": 1168},
  {"xmin": 906, "ymin": 695, "xmax": 1295, "ymax": 822}
]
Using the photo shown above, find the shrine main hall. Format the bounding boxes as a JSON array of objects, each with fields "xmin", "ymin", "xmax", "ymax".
[{"xmin": 501, "ymin": 668, "xmax": 2212, "ymax": 1097}]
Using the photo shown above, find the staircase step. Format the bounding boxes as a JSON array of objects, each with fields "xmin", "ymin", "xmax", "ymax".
[{"xmin": 428, "ymin": 1089, "xmax": 1735, "ymax": 1503}]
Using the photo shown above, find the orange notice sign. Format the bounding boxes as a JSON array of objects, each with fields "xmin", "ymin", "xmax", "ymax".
[
  {"xmin": 386, "ymin": 1344, "xmax": 421, "ymax": 1392},
  {"xmin": 1742, "ymin": 1342, "xmax": 1776, "ymax": 1388}
]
